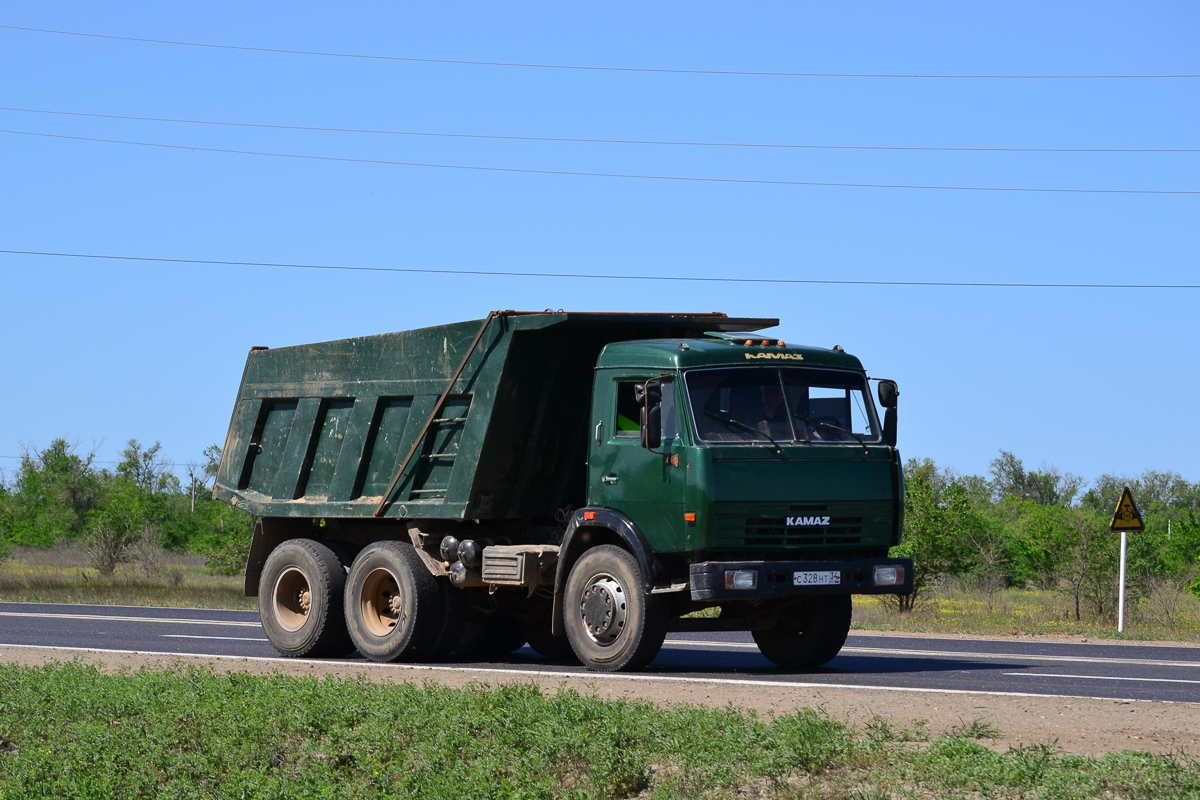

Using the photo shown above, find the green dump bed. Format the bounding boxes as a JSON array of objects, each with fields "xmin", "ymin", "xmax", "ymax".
[{"xmin": 213, "ymin": 312, "xmax": 774, "ymax": 521}]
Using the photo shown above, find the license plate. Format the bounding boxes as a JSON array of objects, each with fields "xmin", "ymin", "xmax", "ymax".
[{"xmin": 793, "ymin": 570, "xmax": 841, "ymax": 586}]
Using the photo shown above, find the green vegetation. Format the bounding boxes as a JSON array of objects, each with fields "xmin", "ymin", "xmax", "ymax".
[
  {"xmin": 0, "ymin": 545, "xmax": 252, "ymax": 609},
  {"xmin": 0, "ymin": 663, "xmax": 1196, "ymax": 799},
  {"xmin": 0, "ymin": 439, "xmax": 252, "ymax": 577},
  {"xmin": 887, "ymin": 453, "xmax": 1200, "ymax": 635},
  {"xmin": 851, "ymin": 584, "xmax": 1200, "ymax": 641}
]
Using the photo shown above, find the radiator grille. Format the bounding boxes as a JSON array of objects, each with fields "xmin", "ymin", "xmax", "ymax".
[{"xmin": 712, "ymin": 501, "xmax": 892, "ymax": 551}]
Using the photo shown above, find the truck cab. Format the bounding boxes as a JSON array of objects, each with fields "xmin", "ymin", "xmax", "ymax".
[
  {"xmin": 554, "ymin": 334, "xmax": 910, "ymax": 669},
  {"xmin": 589, "ymin": 336, "xmax": 901, "ymax": 559}
]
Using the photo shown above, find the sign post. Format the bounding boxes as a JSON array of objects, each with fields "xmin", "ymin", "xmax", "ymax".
[{"xmin": 1108, "ymin": 486, "xmax": 1145, "ymax": 633}]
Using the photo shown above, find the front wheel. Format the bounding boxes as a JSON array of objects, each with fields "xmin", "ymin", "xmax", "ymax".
[
  {"xmin": 752, "ymin": 595, "xmax": 852, "ymax": 669},
  {"xmin": 563, "ymin": 545, "xmax": 666, "ymax": 672}
]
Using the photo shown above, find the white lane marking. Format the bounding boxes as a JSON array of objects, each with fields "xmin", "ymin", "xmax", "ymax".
[
  {"xmin": 4, "ymin": 604, "xmax": 1197, "ymax": 655},
  {"xmin": 842, "ymin": 646, "xmax": 1200, "ymax": 669},
  {"xmin": 0, "ymin": 602, "xmax": 259, "ymax": 615},
  {"xmin": 162, "ymin": 635, "xmax": 270, "ymax": 642},
  {"xmin": 1005, "ymin": 672, "xmax": 1200, "ymax": 685},
  {"xmin": 0, "ymin": 613, "xmax": 1192, "ymax": 668},
  {"xmin": 1, "ymin": 609, "xmax": 1193, "ymax": 670},
  {"xmin": 0, "ymin": 611, "xmax": 261, "ymax": 627},
  {"xmin": 663, "ymin": 640, "xmax": 1200, "ymax": 669},
  {"xmin": 0, "ymin": 642, "xmax": 1193, "ymax": 704}
]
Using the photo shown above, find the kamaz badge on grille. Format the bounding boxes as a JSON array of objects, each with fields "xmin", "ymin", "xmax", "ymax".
[{"xmin": 787, "ymin": 516, "xmax": 830, "ymax": 526}]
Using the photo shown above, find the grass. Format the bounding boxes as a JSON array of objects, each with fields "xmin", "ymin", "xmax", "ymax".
[
  {"xmin": 0, "ymin": 663, "xmax": 1196, "ymax": 799},
  {"xmin": 0, "ymin": 545, "xmax": 253, "ymax": 610},
  {"xmin": 852, "ymin": 584, "xmax": 1200, "ymax": 643}
]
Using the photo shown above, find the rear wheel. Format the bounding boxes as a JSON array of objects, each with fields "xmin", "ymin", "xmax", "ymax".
[
  {"xmin": 425, "ymin": 579, "xmax": 469, "ymax": 662},
  {"xmin": 521, "ymin": 614, "xmax": 578, "ymax": 662},
  {"xmin": 344, "ymin": 541, "xmax": 442, "ymax": 662},
  {"xmin": 454, "ymin": 616, "xmax": 526, "ymax": 658},
  {"xmin": 563, "ymin": 545, "xmax": 666, "ymax": 672},
  {"xmin": 258, "ymin": 539, "xmax": 353, "ymax": 658},
  {"xmin": 752, "ymin": 595, "xmax": 852, "ymax": 669}
]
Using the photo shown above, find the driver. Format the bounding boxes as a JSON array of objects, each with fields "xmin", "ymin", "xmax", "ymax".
[{"xmin": 750, "ymin": 384, "xmax": 793, "ymax": 440}]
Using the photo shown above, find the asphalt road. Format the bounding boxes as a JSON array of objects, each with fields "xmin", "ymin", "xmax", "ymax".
[{"xmin": 1, "ymin": 601, "xmax": 1197, "ymax": 703}]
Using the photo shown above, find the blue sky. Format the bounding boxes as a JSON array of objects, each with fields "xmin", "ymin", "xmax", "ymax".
[{"xmin": 1, "ymin": 2, "xmax": 1197, "ymax": 485}]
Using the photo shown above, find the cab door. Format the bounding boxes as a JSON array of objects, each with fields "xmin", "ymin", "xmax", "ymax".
[{"xmin": 588, "ymin": 370, "xmax": 686, "ymax": 552}]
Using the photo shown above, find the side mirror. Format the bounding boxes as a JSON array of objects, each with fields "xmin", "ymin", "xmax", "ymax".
[
  {"xmin": 635, "ymin": 381, "xmax": 663, "ymax": 450},
  {"xmin": 877, "ymin": 380, "xmax": 898, "ymax": 409},
  {"xmin": 876, "ymin": 380, "xmax": 899, "ymax": 448}
]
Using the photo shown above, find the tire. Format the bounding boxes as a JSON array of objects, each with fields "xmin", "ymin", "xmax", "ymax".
[
  {"xmin": 258, "ymin": 539, "xmax": 353, "ymax": 658},
  {"xmin": 521, "ymin": 614, "xmax": 579, "ymax": 663},
  {"xmin": 752, "ymin": 595, "xmax": 852, "ymax": 669},
  {"xmin": 322, "ymin": 540, "xmax": 360, "ymax": 575},
  {"xmin": 563, "ymin": 545, "xmax": 667, "ymax": 672},
  {"xmin": 344, "ymin": 541, "xmax": 442, "ymax": 662},
  {"xmin": 454, "ymin": 617, "xmax": 526, "ymax": 659},
  {"xmin": 425, "ymin": 579, "xmax": 468, "ymax": 662}
]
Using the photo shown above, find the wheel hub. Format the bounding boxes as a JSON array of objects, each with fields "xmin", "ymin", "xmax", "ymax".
[
  {"xmin": 272, "ymin": 567, "xmax": 312, "ymax": 633},
  {"xmin": 360, "ymin": 567, "xmax": 402, "ymax": 638},
  {"xmin": 579, "ymin": 575, "xmax": 627, "ymax": 645}
]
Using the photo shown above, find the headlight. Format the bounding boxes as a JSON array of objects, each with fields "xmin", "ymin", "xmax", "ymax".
[
  {"xmin": 724, "ymin": 570, "xmax": 758, "ymax": 590},
  {"xmin": 873, "ymin": 565, "xmax": 904, "ymax": 586}
]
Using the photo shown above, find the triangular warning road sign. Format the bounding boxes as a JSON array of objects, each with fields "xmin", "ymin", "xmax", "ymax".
[{"xmin": 1109, "ymin": 486, "xmax": 1145, "ymax": 532}]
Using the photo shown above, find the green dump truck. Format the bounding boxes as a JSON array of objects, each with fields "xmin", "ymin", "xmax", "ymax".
[{"xmin": 214, "ymin": 311, "xmax": 911, "ymax": 671}]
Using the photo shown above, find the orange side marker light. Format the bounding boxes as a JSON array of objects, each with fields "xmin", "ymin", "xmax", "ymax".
[
  {"xmin": 684, "ymin": 512, "xmax": 697, "ymax": 523},
  {"xmin": 583, "ymin": 511, "xmax": 596, "ymax": 520}
]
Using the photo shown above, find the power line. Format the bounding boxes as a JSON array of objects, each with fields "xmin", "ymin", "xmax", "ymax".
[
  {"xmin": 0, "ymin": 454, "xmax": 122, "ymax": 465},
  {"xmin": 3, "ymin": 24, "xmax": 1197, "ymax": 80},
  {"xmin": 3, "ymin": 249, "xmax": 1197, "ymax": 290},
  {"xmin": 4, "ymin": 106, "xmax": 1195, "ymax": 154},
  {"xmin": 5, "ymin": 128, "xmax": 1197, "ymax": 196}
]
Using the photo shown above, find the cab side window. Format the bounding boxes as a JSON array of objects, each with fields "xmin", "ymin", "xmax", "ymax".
[
  {"xmin": 615, "ymin": 380, "xmax": 678, "ymax": 442},
  {"xmin": 615, "ymin": 382, "xmax": 640, "ymax": 438}
]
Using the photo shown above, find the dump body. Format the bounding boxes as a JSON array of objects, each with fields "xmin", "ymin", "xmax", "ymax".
[{"xmin": 212, "ymin": 312, "xmax": 774, "ymax": 521}]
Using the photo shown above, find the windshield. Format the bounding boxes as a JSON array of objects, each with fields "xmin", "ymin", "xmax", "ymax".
[{"xmin": 684, "ymin": 366, "xmax": 881, "ymax": 445}]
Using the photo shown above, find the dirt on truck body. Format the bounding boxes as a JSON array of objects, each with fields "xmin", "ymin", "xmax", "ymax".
[{"xmin": 214, "ymin": 311, "xmax": 909, "ymax": 671}]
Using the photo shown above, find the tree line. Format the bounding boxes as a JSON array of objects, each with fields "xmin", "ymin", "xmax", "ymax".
[
  {"xmin": 0, "ymin": 439, "xmax": 252, "ymax": 575},
  {"xmin": 895, "ymin": 451, "xmax": 1200, "ymax": 621},
  {"xmin": 1, "ymin": 440, "xmax": 1198, "ymax": 620}
]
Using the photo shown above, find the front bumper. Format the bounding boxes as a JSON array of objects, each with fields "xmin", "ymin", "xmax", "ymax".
[{"xmin": 689, "ymin": 558, "xmax": 913, "ymax": 601}]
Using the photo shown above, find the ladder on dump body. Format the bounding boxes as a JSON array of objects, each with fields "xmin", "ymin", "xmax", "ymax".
[{"xmin": 372, "ymin": 311, "xmax": 505, "ymax": 517}]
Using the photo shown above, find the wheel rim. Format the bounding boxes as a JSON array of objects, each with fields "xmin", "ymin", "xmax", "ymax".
[
  {"xmin": 578, "ymin": 572, "xmax": 627, "ymax": 646},
  {"xmin": 273, "ymin": 567, "xmax": 312, "ymax": 632},
  {"xmin": 360, "ymin": 567, "xmax": 402, "ymax": 637}
]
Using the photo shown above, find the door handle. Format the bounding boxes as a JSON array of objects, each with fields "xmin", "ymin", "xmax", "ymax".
[
  {"xmin": 594, "ymin": 420, "xmax": 603, "ymax": 444},
  {"xmin": 601, "ymin": 475, "xmax": 619, "ymax": 485}
]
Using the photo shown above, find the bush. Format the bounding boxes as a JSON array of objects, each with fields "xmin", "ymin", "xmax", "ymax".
[{"xmin": 0, "ymin": 440, "xmax": 254, "ymax": 575}]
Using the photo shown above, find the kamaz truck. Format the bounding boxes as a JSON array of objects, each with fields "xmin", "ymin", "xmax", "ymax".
[{"xmin": 213, "ymin": 311, "xmax": 911, "ymax": 671}]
